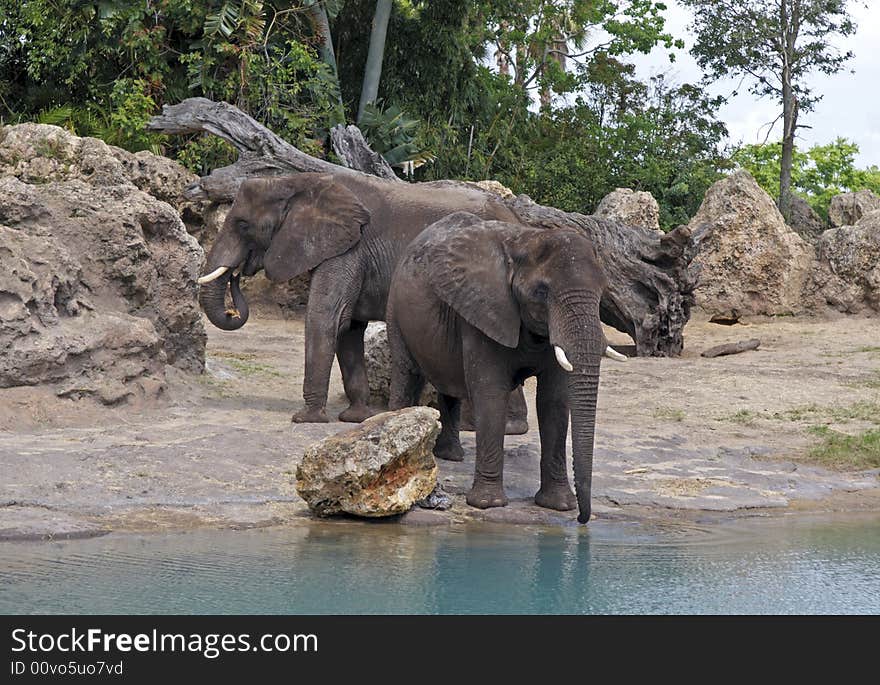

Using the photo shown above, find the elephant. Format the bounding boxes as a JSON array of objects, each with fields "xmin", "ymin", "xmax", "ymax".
[
  {"xmin": 196, "ymin": 172, "xmax": 529, "ymax": 426},
  {"xmin": 386, "ymin": 212, "xmax": 625, "ymax": 524}
]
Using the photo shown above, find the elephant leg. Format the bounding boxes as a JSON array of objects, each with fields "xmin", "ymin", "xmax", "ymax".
[
  {"xmin": 387, "ymin": 317, "xmax": 426, "ymax": 410},
  {"xmin": 292, "ymin": 258, "xmax": 360, "ymax": 423},
  {"xmin": 460, "ymin": 388, "xmax": 528, "ymax": 435},
  {"xmin": 336, "ymin": 320, "xmax": 378, "ymax": 423},
  {"xmin": 434, "ymin": 394, "xmax": 464, "ymax": 462},
  {"xmin": 463, "ymin": 335, "xmax": 510, "ymax": 509},
  {"xmin": 505, "ymin": 386, "xmax": 529, "ymax": 435},
  {"xmin": 534, "ymin": 365, "xmax": 577, "ymax": 511}
]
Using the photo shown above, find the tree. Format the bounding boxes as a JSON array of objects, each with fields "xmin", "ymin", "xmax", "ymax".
[
  {"xmin": 357, "ymin": 0, "xmax": 393, "ymax": 121},
  {"xmin": 480, "ymin": 1, "xmax": 682, "ymax": 107},
  {"xmin": 681, "ymin": 0, "xmax": 860, "ymax": 221}
]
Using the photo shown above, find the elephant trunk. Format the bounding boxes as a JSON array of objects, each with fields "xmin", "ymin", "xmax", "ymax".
[
  {"xmin": 548, "ymin": 292, "xmax": 605, "ymax": 524},
  {"xmin": 198, "ymin": 270, "xmax": 249, "ymax": 331},
  {"xmin": 568, "ymin": 367, "xmax": 600, "ymax": 523}
]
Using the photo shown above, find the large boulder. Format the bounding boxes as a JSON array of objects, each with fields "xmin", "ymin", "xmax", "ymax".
[
  {"xmin": 788, "ymin": 195, "xmax": 827, "ymax": 243},
  {"xmin": 828, "ymin": 190, "xmax": 880, "ymax": 228},
  {"xmin": 296, "ymin": 407, "xmax": 441, "ymax": 517},
  {"xmin": 688, "ymin": 170, "xmax": 814, "ymax": 319},
  {"xmin": 594, "ymin": 188, "xmax": 661, "ymax": 233},
  {"xmin": 804, "ymin": 212, "xmax": 880, "ymax": 314},
  {"xmin": 0, "ymin": 122, "xmax": 204, "ymax": 220},
  {"xmin": 0, "ymin": 124, "xmax": 205, "ymax": 404}
]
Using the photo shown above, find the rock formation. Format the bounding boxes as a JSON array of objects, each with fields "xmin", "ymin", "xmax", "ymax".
[
  {"xmin": 0, "ymin": 124, "xmax": 205, "ymax": 404},
  {"xmin": 688, "ymin": 170, "xmax": 814, "ymax": 319},
  {"xmin": 594, "ymin": 188, "xmax": 662, "ymax": 233},
  {"xmin": 296, "ymin": 407, "xmax": 441, "ymax": 517},
  {"xmin": 805, "ymin": 211, "xmax": 880, "ymax": 314},
  {"xmin": 828, "ymin": 189, "xmax": 880, "ymax": 228},
  {"xmin": 787, "ymin": 195, "xmax": 826, "ymax": 244}
]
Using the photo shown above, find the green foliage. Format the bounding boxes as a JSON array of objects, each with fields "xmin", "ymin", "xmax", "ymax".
[
  {"xmin": 682, "ymin": 0, "xmax": 857, "ymax": 110},
  {"xmin": 1, "ymin": 0, "xmax": 731, "ymax": 228},
  {"xmin": 807, "ymin": 426, "xmax": 880, "ymax": 471},
  {"xmin": 732, "ymin": 138, "xmax": 880, "ymax": 220},
  {"xmin": 105, "ymin": 80, "xmax": 162, "ymax": 153},
  {"xmin": 0, "ymin": 0, "xmax": 341, "ymax": 168},
  {"xmin": 359, "ymin": 101, "xmax": 433, "ymax": 167}
]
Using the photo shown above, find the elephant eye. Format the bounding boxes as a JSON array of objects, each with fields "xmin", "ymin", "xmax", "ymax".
[{"xmin": 532, "ymin": 283, "xmax": 549, "ymax": 301}]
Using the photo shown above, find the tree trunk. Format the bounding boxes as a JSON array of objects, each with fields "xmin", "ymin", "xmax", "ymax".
[
  {"xmin": 779, "ymin": 79, "xmax": 796, "ymax": 223},
  {"xmin": 308, "ymin": 2, "xmax": 343, "ymax": 111},
  {"xmin": 778, "ymin": 0, "xmax": 797, "ymax": 224},
  {"xmin": 357, "ymin": 0, "xmax": 393, "ymax": 123},
  {"xmin": 148, "ymin": 97, "xmax": 696, "ymax": 356}
]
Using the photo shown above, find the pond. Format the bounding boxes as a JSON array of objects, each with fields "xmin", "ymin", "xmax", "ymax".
[{"xmin": 2, "ymin": 513, "xmax": 879, "ymax": 614}]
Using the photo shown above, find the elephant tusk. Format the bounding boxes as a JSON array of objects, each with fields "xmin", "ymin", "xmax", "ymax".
[
  {"xmin": 197, "ymin": 266, "xmax": 229, "ymax": 285},
  {"xmin": 605, "ymin": 346, "xmax": 627, "ymax": 362},
  {"xmin": 554, "ymin": 345, "xmax": 574, "ymax": 372}
]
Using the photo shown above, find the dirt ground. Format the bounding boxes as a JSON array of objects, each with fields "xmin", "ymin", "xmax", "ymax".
[{"xmin": 1, "ymin": 310, "xmax": 879, "ymax": 539}]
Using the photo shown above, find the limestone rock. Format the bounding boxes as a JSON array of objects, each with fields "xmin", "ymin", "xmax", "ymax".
[
  {"xmin": 688, "ymin": 170, "xmax": 814, "ymax": 318},
  {"xmin": 594, "ymin": 188, "xmax": 661, "ymax": 233},
  {"xmin": 0, "ymin": 124, "xmax": 206, "ymax": 405},
  {"xmin": 296, "ymin": 407, "xmax": 441, "ymax": 517},
  {"xmin": 828, "ymin": 190, "xmax": 880, "ymax": 228},
  {"xmin": 804, "ymin": 214, "xmax": 880, "ymax": 314},
  {"xmin": 788, "ymin": 195, "xmax": 826, "ymax": 243}
]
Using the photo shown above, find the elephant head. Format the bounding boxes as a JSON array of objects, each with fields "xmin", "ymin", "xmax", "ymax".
[
  {"xmin": 417, "ymin": 213, "xmax": 619, "ymax": 523},
  {"xmin": 197, "ymin": 174, "xmax": 370, "ymax": 330}
]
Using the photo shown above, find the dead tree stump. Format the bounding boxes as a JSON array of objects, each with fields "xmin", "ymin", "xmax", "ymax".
[{"xmin": 149, "ymin": 97, "xmax": 696, "ymax": 356}]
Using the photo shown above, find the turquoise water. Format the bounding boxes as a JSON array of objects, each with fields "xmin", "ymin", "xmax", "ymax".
[{"xmin": 2, "ymin": 514, "xmax": 879, "ymax": 614}]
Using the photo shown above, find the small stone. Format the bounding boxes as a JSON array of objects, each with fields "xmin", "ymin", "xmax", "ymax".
[
  {"xmin": 296, "ymin": 407, "xmax": 441, "ymax": 518},
  {"xmin": 415, "ymin": 483, "xmax": 452, "ymax": 510}
]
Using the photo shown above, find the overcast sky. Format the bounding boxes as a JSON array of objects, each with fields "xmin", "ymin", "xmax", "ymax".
[{"xmin": 626, "ymin": 1, "xmax": 880, "ymax": 167}]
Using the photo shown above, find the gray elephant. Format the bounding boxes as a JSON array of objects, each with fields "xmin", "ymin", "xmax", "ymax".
[
  {"xmin": 387, "ymin": 212, "xmax": 625, "ymax": 523},
  {"xmin": 196, "ymin": 172, "xmax": 528, "ymax": 426}
]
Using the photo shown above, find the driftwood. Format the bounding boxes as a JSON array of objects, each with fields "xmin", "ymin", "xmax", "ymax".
[
  {"xmin": 505, "ymin": 195, "xmax": 696, "ymax": 357},
  {"xmin": 330, "ymin": 124, "xmax": 400, "ymax": 181},
  {"xmin": 149, "ymin": 97, "xmax": 697, "ymax": 356},
  {"xmin": 701, "ymin": 338, "xmax": 761, "ymax": 358}
]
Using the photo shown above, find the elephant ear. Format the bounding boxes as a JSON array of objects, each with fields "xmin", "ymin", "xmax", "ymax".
[
  {"xmin": 264, "ymin": 175, "xmax": 370, "ymax": 281},
  {"xmin": 419, "ymin": 213, "xmax": 520, "ymax": 348}
]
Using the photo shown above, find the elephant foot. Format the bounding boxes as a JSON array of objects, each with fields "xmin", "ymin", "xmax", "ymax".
[
  {"xmin": 433, "ymin": 440, "xmax": 465, "ymax": 462},
  {"xmin": 466, "ymin": 480, "xmax": 509, "ymax": 509},
  {"xmin": 338, "ymin": 404, "xmax": 379, "ymax": 423},
  {"xmin": 291, "ymin": 407, "xmax": 330, "ymax": 424},
  {"xmin": 534, "ymin": 483, "xmax": 577, "ymax": 511}
]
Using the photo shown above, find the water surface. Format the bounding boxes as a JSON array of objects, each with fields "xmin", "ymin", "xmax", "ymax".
[{"xmin": 2, "ymin": 514, "xmax": 879, "ymax": 614}]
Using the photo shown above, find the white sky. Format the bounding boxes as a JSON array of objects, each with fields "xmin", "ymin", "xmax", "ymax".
[{"xmin": 626, "ymin": 1, "xmax": 880, "ymax": 167}]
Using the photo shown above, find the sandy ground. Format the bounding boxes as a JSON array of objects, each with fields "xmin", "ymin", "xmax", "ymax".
[{"xmin": 1, "ymin": 311, "xmax": 879, "ymax": 539}]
